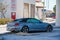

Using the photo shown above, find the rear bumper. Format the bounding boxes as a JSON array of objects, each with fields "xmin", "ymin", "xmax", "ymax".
[{"xmin": 7, "ymin": 27, "xmax": 20, "ymax": 31}]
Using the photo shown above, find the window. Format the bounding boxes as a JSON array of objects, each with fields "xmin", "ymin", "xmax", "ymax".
[
  {"xmin": 27, "ymin": 18, "xmax": 41, "ymax": 23},
  {"xmin": 13, "ymin": 18, "xmax": 28, "ymax": 22},
  {"xmin": 30, "ymin": 19, "xmax": 40, "ymax": 23}
]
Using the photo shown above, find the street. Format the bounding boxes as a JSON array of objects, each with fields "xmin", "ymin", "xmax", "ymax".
[{"xmin": 0, "ymin": 27, "xmax": 60, "ymax": 40}]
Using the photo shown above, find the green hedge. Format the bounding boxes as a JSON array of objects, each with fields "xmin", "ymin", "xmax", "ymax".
[{"xmin": 0, "ymin": 18, "xmax": 13, "ymax": 25}]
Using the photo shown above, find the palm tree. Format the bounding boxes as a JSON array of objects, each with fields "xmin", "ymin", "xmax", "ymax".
[{"xmin": 53, "ymin": 5, "xmax": 56, "ymax": 13}]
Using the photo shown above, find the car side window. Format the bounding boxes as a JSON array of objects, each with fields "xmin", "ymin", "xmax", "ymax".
[
  {"xmin": 27, "ymin": 18, "xmax": 42, "ymax": 23},
  {"xmin": 27, "ymin": 19, "xmax": 31, "ymax": 23},
  {"xmin": 27, "ymin": 19, "xmax": 38, "ymax": 23},
  {"xmin": 30, "ymin": 19, "xmax": 40, "ymax": 23},
  {"xmin": 27, "ymin": 19, "xmax": 40, "ymax": 23},
  {"xmin": 19, "ymin": 19, "xmax": 27, "ymax": 22}
]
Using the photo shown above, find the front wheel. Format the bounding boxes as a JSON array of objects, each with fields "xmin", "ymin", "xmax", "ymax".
[
  {"xmin": 46, "ymin": 25, "xmax": 53, "ymax": 32},
  {"xmin": 21, "ymin": 27, "xmax": 29, "ymax": 33}
]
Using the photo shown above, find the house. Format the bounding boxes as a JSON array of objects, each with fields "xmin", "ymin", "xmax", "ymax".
[
  {"xmin": 3, "ymin": 0, "xmax": 35, "ymax": 20},
  {"xmin": 0, "ymin": 0, "xmax": 43, "ymax": 20}
]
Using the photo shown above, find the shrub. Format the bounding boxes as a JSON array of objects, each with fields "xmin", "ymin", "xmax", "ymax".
[{"xmin": 0, "ymin": 18, "xmax": 13, "ymax": 25}]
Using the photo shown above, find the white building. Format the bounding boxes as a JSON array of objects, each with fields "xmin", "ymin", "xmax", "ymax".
[
  {"xmin": 3, "ymin": 0, "xmax": 36, "ymax": 19},
  {"xmin": 56, "ymin": 0, "xmax": 60, "ymax": 27},
  {"xmin": 0, "ymin": 0, "xmax": 43, "ymax": 20}
]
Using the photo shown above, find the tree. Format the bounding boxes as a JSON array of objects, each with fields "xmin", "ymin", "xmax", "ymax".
[
  {"xmin": 53, "ymin": 5, "xmax": 56, "ymax": 13},
  {"xmin": 42, "ymin": 2, "xmax": 44, "ymax": 5},
  {"xmin": 0, "ymin": 2, "xmax": 8, "ymax": 18}
]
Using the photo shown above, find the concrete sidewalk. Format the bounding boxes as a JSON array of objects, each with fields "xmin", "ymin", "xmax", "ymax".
[{"xmin": 54, "ymin": 26, "xmax": 60, "ymax": 28}]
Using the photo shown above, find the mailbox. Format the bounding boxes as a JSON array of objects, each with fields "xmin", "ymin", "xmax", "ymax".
[{"xmin": 11, "ymin": 12, "xmax": 16, "ymax": 20}]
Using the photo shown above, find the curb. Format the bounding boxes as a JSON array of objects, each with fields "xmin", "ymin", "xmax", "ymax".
[
  {"xmin": 53, "ymin": 26, "xmax": 60, "ymax": 28},
  {"xmin": 0, "ymin": 32, "xmax": 10, "ymax": 35}
]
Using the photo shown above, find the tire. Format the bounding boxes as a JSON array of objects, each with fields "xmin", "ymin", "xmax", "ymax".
[
  {"xmin": 46, "ymin": 25, "xmax": 53, "ymax": 32},
  {"xmin": 11, "ymin": 31, "xmax": 19, "ymax": 33},
  {"xmin": 21, "ymin": 26, "xmax": 29, "ymax": 33},
  {"xmin": 11, "ymin": 31, "xmax": 16, "ymax": 33}
]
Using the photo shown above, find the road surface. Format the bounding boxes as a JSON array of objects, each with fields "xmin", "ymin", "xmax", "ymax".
[{"xmin": 0, "ymin": 28, "xmax": 60, "ymax": 40}]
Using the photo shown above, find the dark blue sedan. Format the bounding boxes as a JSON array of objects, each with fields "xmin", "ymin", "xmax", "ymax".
[{"xmin": 7, "ymin": 18, "xmax": 53, "ymax": 33}]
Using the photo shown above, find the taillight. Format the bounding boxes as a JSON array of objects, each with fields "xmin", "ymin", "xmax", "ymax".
[{"xmin": 15, "ymin": 23, "xmax": 19, "ymax": 26}]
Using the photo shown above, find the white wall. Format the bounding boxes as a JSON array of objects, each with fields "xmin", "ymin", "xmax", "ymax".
[
  {"xmin": 23, "ymin": 0, "xmax": 35, "ymax": 18},
  {"xmin": 23, "ymin": 0, "xmax": 35, "ymax": 4},
  {"xmin": 4, "ymin": 0, "xmax": 24, "ymax": 19},
  {"xmin": 4, "ymin": 0, "xmax": 11, "ymax": 19},
  {"xmin": 3, "ymin": 0, "xmax": 36, "ymax": 19},
  {"xmin": 0, "ymin": 0, "xmax": 11, "ymax": 18},
  {"xmin": 16, "ymin": 0, "xmax": 24, "ymax": 19},
  {"xmin": 35, "ymin": 8, "xmax": 43, "ymax": 19},
  {"xmin": 16, "ymin": 0, "xmax": 35, "ymax": 19},
  {"xmin": 56, "ymin": 0, "xmax": 60, "ymax": 27},
  {"xmin": 38, "ymin": 8, "xmax": 43, "ymax": 19}
]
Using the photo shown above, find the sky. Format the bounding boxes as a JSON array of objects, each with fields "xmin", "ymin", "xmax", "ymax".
[{"xmin": 42, "ymin": 0, "xmax": 56, "ymax": 11}]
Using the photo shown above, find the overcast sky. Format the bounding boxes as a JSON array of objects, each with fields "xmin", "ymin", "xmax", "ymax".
[{"xmin": 42, "ymin": 0, "xmax": 56, "ymax": 11}]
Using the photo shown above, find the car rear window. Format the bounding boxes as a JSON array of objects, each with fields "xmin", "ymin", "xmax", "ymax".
[
  {"xmin": 12, "ymin": 19, "xmax": 22, "ymax": 22},
  {"xmin": 12, "ymin": 18, "xmax": 28, "ymax": 22}
]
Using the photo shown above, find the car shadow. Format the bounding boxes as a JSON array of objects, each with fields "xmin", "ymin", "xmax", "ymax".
[
  {"xmin": 29, "ymin": 31, "xmax": 46, "ymax": 33},
  {"xmin": 0, "ymin": 31, "xmax": 53, "ymax": 36}
]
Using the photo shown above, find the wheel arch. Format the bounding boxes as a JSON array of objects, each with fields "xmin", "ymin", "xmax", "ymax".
[
  {"xmin": 21, "ymin": 25, "xmax": 29, "ymax": 30},
  {"xmin": 46, "ymin": 24, "xmax": 53, "ymax": 31}
]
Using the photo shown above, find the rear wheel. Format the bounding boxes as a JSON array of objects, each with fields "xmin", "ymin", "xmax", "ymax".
[
  {"xmin": 47, "ymin": 25, "xmax": 53, "ymax": 32},
  {"xmin": 11, "ymin": 31, "xmax": 19, "ymax": 33},
  {"xmin": 21, "ymin": 26, "xmax": 29, "ymax": 33},
  {"xmin": 11, "ymin": 31, "xmax": 16, "ymax": 33}
]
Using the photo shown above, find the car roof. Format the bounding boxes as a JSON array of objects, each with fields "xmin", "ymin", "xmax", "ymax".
[
  {"xmin": 22, "ymin": 18, "xmax": 33, "ymax": 19},
  {"xmin": 13, "ymin": 18, "xmax": 36, "ymax": 22},
  {"xmin": 14, "ymin": 18, "xmax": 35, "ymax": 20},
  {"xmin": 17, "ymin": 18, "xmax": 35, "ymax": 20}
]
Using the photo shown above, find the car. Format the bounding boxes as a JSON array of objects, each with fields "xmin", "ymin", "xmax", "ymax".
[
  {"xmin": 44, "ymin": 18, "xmax": 56, "ymax": 23},
  {"xmin": 7, "ymin": 18, "xmax": 53, "ymax": 33}
]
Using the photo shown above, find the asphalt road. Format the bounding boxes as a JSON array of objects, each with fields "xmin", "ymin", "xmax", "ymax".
[{"xmin": 0, "ymin": 27, "xmax": 60, "ymax": 40}]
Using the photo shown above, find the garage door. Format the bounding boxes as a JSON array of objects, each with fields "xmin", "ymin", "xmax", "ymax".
[
  {"xmin": 24, "ymin": 3, "xmax": 29, "ymax": 18},
  {"xmin": 31, "ymin": 4, "xmax": 35, "ymax": 18}
]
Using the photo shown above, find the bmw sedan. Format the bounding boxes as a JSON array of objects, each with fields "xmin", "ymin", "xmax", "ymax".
[{"xmin": 7, "ymin": 18, "xmax": 53, "ymax": 33}]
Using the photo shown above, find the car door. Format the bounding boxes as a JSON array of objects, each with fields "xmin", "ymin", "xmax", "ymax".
[
  {"xmin": 35, "ymin": 20, "xmax": 46, "ymax": 30},
  {"xmin": 36, "ymin": 21, "xmax": 44, "ymax": 30},
  {"xmin": 30, "ymin": 19, "xmax": 45, "ymax": 30},
  {"xmin": 30, "ymin": 19, "xmax": 42, "ymax": 30},
  {"xmin": 27, "ymin": 19, "xmax": 38, "ymax": 31}
]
